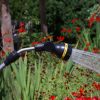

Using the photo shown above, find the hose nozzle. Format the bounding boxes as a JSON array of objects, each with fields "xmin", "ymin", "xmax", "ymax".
[{"xmin": 35, "ymin": 42, "xmax": 72, "ymax": 60}]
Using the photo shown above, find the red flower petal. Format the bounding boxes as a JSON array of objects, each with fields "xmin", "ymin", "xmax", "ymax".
[
  {"xmin": 96, "ymin": 17, "xmax": 100, "ymax": 22},
  {"xmin": 79, "ymin": 88, "xmax": 84, "ymax": 95},
  {"xmin": 92, "ymin": 48, "xmax": 99, "ymax": 53},
  {"xmin": 20, "ymin": 22, "xmax": 25, "ymax": 27},
  {"xmin": 18, "ymin": 28, "xmax": 26, "ymax": 33},
  {"xmin": 57, "ymin": 36, "xmax": 65, "ymax": 41},
  {"xmin": 0, "ymin": 50, "xmax": 5, "ymax": 57},
  {"xmin": 92, "ymin": 81, "xmax": 100, "ymax": 90},
  {"xmin": 84, "ymin": 47, "xmax": 88, "ymax": 51},
  {"xmin": 86, "ymin": 42, "xmax": 91, "ymax": 47},
  {"xmin": 76, "ymin": 27, "xmax": 81, "ymax": 32},
  {"xmin": 75, "ymin": 97, "xmax": 92, "ymax": 100},
  {"xmin": 71, "ymin": 18, "xmax": 79, "ymax": 24},
  {"xmin": 41, "ymin": 37, "xmax": 47, "ymax": 42},
  {"xmin": 88, "ymin": 14, "xmax": 96, "ymax": 28},
  {"xmin": 92, "ymin": 96, "xmax": 99, "ymax": 100},
  {"xmin": 66, "ymin": 29, "xmax": 72, "ymax": 33},
  {"xmin": 31, "ymin": 41, "xmax": 40, "ymax": 46},
  {"xmin": 60, "ymin": 28, "xmax": 67, "ymax": 33},
  {"xmin": 72, "ymin": 92, "xmax": 80, "ymax": 97},
  {"xmin": 49, "ymin": 96, "xmax": 56, "ymax": 100},
  {"xmin": 64, "ymin": 97, "xmax": 72, "ymax": 100}
]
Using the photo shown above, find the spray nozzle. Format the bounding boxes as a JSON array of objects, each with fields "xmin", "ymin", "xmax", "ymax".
[{"xmin": 35, "ymin": 42, "xmax": 72, "ymax": 60}]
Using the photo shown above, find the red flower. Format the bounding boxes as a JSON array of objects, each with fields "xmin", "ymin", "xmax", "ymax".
[
  {"xmin": 75, "ymin": 97, "xmax": 100, "ymax": 100},
  {"xmin": 57, "ymin": 36, "xmax": 65, "ymax": 41},
  {"xmin": 60, "ymin": 28, "xmax": 72, "ymax": 33},
  {"xmin": 0, "ymin": 50, "xmax": 5, "ymax": 58},
  {"xmin": 96, "ymin": 17, "xmax": 100, "ymax": 22},
  {"xmin": 88, "ymin": 14, "xmax": 96, "ymax": 28},
  {"xmin": 76, "ymin": 27, "xmax": 81, "ymax": 32},
  {"xmin": 4, "ymin": 38, "xmax": 12, "ymax": 43},
  {"xmin": 92, "ymin": 81, "xmax": 100, "ymax": 90},
  {"xmin": 86, "ymin": 42, "xmax": 91, "ymax": 47},
  {"xmin": 92, "ymin": 96, "xmax": 99, "ymax": 100},
  {"xmin": 86, "ymin": 97, "xmax": 92, "ymax": 100},
  {"xmin": 72, "ymin": 92, "xmax": 80, "ymax": 97},
  {"xmin": 18, "ymin": 27, "xmax": 26, "ymax": 33},
  {"xmin": 92, "ymin": 48, "xmax": 99, "ymax": 53},
  {"xmin": 75, "ymin": 97, "xmax": 84, "ymax": 100},
  {"xmin": 79, "ymin": 88, "xmax": 85, "ymax": 96},
  {"xmin": 60, "ymin": 28, "xmax": 67, "ymax": 33},
  {"xmin": 64, "ymin": 97, "xmax": 72, "ymax": 100},
  {"xmin": 41, "ymin": 37, "xmax": 47, "ymax": 42},
  {"xmin": 71, "ymin": 18, "xmax": 78, "ymax": 24},
  {"xmin": 66, "ymin": 29, "xmax": 72, "ymax": 33},
  {"xmin": 31, "ymin": 41, "xmax": 40, "ymax": 46},
  {"xmin": 19, "ymin": 22, "xmax": 25, "ymax": 27},
  {"xmin": 84, "ymin": 47, "xmax": 88, "ymax": 51},
  {"xmin": 41, "ymin": 36, "xmax": 53, "ymax": 42},
  {"xmin": 49, "ymin": 96, "xmax": 56, "ymax": 100},
  {"xmin": 75, "ymin": 97, "xmax": 92, "ymax": 100}
]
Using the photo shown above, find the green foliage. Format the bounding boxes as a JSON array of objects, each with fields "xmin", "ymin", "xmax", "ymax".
[
  {"xmin": 9, "ymin": 0, "xmax": 39, "ymax": 22},
  {"xmin": 46, "ymin": 0, "xmax": 98, "ymax": 27},
  {"xmin": 9, "ymin": 0, "xmax": 98, "ymax": 30},
  {"xmin": 95, "ymin": 22, "xmax": 100, "ymax": 48}
]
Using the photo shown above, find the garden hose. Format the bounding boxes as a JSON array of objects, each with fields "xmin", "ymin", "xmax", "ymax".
[{"xmin": 0, "ymin": 42, "xmax": 100, "ymax": 73}]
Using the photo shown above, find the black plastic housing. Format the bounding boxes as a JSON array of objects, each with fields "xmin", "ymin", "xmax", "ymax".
[{"xmin": 35, "ymin": 42, "xmax": 72, "ymax": 61}]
